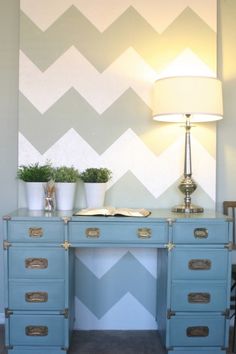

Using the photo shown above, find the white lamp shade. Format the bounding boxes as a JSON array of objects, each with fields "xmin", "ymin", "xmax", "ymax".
[{"xmin": 152, "ymin": 76, "xmax": 223, "ymax": 122}]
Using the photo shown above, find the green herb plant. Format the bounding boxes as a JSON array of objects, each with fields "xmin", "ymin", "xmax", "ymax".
[
  {"xmin": 79, "ymin": 168, "xmax": 112, "ymax": 183},
  {"xmin": 17, "ymin": 162, "xmax": 53, "ymax": 182},
  {"xmin": 53, "ymin": 166, "xmax": 79, "ymax": 183}
]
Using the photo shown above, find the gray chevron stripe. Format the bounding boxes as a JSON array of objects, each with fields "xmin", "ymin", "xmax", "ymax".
[
  {"xmin": 20, "ymin": 7, "xmax": 216, "ymax": 72},
  {"xmin": 105, "ymin": 172, "xmax": 214, "ymax": 210},
  {"xmin": 19, "ymin": 89, "xmax": 154, "ymax": 154},
  {"xmin": 75, "ymin": 251, "xmax": 156, "ymax": 318}
]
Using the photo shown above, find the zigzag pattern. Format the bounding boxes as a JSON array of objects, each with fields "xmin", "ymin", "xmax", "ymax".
[
  {"xmin": 75, "ymin": 248, "xmax": 157, "ymax": 278},
  {"xmin": 74, "ymin": 296, "xmax": 157, "ymax": 330},
  {"xmin": 19, "ymin": 48, "xmax": 157, "ymax": 114},
  {"xmin": 105, "ymin": 171, "xmax": 215, "ymax": 210},
  {"xmin": 20, "ymin": 0, "xmax": 216, "ymax": 32},
  {"xmin": 20, "ymin": 7, "xmax": 216, "ymax": 72},
  {"xmin": 75, "ymin": 252, "xmax": 156, "ymax": 318},
  {"xmin": 19, "ymin": 90, "xmax": 152, "ymax": 154},
  {"xmin": 18, "ymin": 129, "xmax": 216, "ymax": 200},
  {"xmin": 19, "ymin": 47, "xmax": 215, "ymax": 115}
]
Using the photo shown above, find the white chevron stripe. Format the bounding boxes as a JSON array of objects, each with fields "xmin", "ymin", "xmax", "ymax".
[
  {"xmin": 18, "ymin": 128, "xmax": 216, "ymax": 200},
  {"xmin": 19, "ymin": 47, "xmax": 157, "ymax": 114},
  {"xmin": 75, "ymin": 248, "xmax": 157, "ymax": 278},
  {"xmin": 20, "ymin": 0, "xmax": 216, "ymax": 33},
  {"xmin": 74, "ymin": 295, "xmax": 157, "ymax": 330},
  {"xmin": 19, "ymin": 47, "xmax": 215, "ymax": 115},
  {"xmin": 158, "ymin": 48, "xmax": 215, "ymax": 78}
]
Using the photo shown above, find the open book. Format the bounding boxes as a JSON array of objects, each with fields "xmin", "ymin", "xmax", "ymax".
[{"xmin": 74, "ymin": 207, "xmax": 151, "ymax": 217}]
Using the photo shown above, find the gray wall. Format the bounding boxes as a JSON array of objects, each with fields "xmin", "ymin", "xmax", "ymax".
[
  {"xmin": 0, "ymin": 0, "xmax": 236, "ymax": 316},
  {"xmin": 217, "ymin": 0, "xmax": 236, "ymax": 209},
  {"xmin": 0, "ymin": 0, "xmax": 19, "ymax": 316}
]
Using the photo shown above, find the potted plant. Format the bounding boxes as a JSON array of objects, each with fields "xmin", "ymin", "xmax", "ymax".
[
  {"xmin": 53, "ymin": 166, "xmax": 79, "ymax": 210},
  {"xmin": 79, "ymin": 167, "xmax": 112, "ymax": 208},
  {"xmin": 17, "ymin": 162, "xmax": 53, "ymax": 210}
]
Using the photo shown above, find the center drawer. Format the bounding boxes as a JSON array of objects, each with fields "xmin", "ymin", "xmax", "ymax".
[
  {"xmin": 9, "ymin": 314, "xmax": 65, "ymax": 346},
  {"xmin": 69, "ymin": 221, "xmax": 168, "ymax": 244},
  {"xmin": 9, "ymin": 247, "xmax": 65, "ymax": 279}
]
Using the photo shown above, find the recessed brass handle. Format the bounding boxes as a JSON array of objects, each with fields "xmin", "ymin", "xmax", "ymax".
[
  {"xmin": 25, "ymin": 258, "xmax": 48, "ymax": 269},
  {"xmin": 137, "ymin": 228, "xmax": 152, "ymax": 239},
  {"xmin": 188, "ymin": 292, "xmax": 210, "ymax": 304},
  {"xmin": 28, "ymin": 227, "xmax": 44, "ymax": 238},
  {"xmin": 86, "ymin": 228, "xmax": 100, "ymax": 238},
  {"xmin": 25, "ymin": 291, "xmax": 48, "ymax": 303},
  {"xmin": 25, "ymin": 325, "xmax": 48, "ymax": 336},
  {"xmin": 188, "ymin": 259, "xmax": 211, "ymax": 270},
  {"xmin": 186, "ymin": 326, "xmax": 209, "ymax": 337},
  {"xmin": 194, "ymin": 228, "xmax": 208, "ymax": 239}
]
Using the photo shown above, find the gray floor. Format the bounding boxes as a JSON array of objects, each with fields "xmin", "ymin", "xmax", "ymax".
[
  {"xmin": 0, "ymin": 326, "xmax": 234, "ymax": 354},
  {"xmin": 0, "ymin": 327, "xmax": 164, "ymax": 354}
]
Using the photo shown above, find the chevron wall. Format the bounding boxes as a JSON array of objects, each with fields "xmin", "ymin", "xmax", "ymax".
[{"xmin": 19, "ymin": 0, "xmax": 217, "ymax": 329}]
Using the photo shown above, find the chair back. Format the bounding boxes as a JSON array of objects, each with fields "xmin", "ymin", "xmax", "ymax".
[{"xmin": 223, "ymin": 201, "xmax": 236, "ymax": 246}]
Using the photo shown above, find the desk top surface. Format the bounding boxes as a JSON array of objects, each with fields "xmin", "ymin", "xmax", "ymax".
[{"xmin": 3, "ymin": 208, "xmax": 230, "ymax": 223}]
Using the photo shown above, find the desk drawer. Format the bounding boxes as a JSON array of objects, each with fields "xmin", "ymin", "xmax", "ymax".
[
  {"xmin": 9, "ymin": 247, "xmax": 65, "ymax": 279},
  {"xmin": 9, "ymin": 314, "xmax": 65, "ymax": 346},
  {"xmin": 9, "ymin": 280, "xmax": 65, "ymax": 310},
  {"xmin": 169, "ymin": 314, "xmax": 225, "ymax": 347},
  {"xmin": 7, "ymin": 221, "xmax": 64, "ymax": 243},
  {"xmin": 173, "ymin": 222, "xmax": 229, "ymax": 244},
  {"xmin": 171, "ymin": 280, "xmax": 227, "ymax": 311},
  {"xmin": 171, "ymin": 248, "xmax": 228, "ymax": 280},
  {"xmin": 69, "ymin": 221, "xmax": 168, "ymax": 244}
]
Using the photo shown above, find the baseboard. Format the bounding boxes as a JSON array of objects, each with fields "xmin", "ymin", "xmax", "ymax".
[{"xmin": 0, "ymin": 313, "xmax": 5, "ymax": 324}]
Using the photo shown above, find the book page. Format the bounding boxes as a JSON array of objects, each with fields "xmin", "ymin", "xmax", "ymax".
[
  {"xmin": 113, "ymin": 208, "xmax": 151, "ymax": 217},
  {"xmin": 74, "ymin": 207, "xmax": 115, "ymax": 216},
  {"xmin": 74, "ymin": 207, "xmax": 151, "ymax": 217}
]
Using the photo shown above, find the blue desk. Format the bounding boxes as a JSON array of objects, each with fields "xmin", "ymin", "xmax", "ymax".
[{"xmin": 3, "ymin": 209, "xmax": 232, "ymax": 354}]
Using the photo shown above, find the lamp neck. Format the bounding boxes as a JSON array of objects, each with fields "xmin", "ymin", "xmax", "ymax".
[{"xmin": 184, "ymin": 114, "xmax": 192, "ymax": 177}]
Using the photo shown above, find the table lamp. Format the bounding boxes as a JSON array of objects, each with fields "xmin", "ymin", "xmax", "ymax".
[{"xmin": 152, "ymin": 76, "xmax": 223, "ymax": 213}]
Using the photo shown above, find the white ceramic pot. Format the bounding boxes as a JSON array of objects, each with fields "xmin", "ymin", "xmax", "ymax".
[
  {"xmin": 55, "ymin": 182, "xmax": 77, "ymax": 210},
  {"xmin": 25, "ymin": 182, "xmax": 45, "ymax": 210},
  {"xmin": 84, "ymin": 183, "xmax": 107, "ymax": 208}
]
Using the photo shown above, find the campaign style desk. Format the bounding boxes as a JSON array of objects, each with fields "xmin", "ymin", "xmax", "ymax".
[{"xmin": 3, "ymin": 209, "xmax": 233, "ymax": 354}]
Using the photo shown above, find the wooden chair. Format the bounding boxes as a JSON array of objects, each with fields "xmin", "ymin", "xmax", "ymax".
[{"xmin": 223, "ymin": 201, "xmax": 236, "ymax": 352}]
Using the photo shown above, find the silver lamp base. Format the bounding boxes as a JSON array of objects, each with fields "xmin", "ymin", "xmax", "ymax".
[{"xmin": 172, "ymin": 204, "xmax": 204, "ymax": 214}]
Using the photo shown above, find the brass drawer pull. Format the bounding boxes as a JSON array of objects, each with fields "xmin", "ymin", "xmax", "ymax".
[
  {"xmin": 25, "ymin": 258, "xmax": 48, "ymax": 269},
  {"xmin": 186, "ymin": 326, "xmax": 209, "ymax": 337},
  {"xmin": 86, "ymin": 228, "xmax": 100, "ymax": 238},
  {"xmin": 137, "ymin": 228, "xmax": 152, "ymax": 239},
  {"xmin": 28, "ymin": 227, "xmax": 43, "ymax": 238},
  {"xmin": 194, "ymin": 228, "xmax": 208, "ymax": 239},
  {"xmin": 188, "ymin": 292, "xmax": 210, "ymax": 304},
  {"xmin": 25, "ymin": 325, "xmax": 48, "ymax": 336},
  {"xmin": 188, "ymin": 259, "xmax": 211, "ymax": 270},
  {"xmin": 25, "ymin": 291, "xmax": 48, "ymax": 303}
]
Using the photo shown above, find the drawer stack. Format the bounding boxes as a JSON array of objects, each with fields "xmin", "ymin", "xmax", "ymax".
[
  {"xmin": 4, "ymin": 218, "xmax": 68, "ymax": 354},
  {"xmin": 167, "ymin": 220, "xmax": 231, "ymax": 354}
]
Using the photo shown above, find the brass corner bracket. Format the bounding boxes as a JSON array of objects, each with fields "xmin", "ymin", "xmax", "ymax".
[
  {"xmin": 165, "ymin": 242, "xmax": 175, "ymax": 251},
  {"xmin": 3, "ymin": 240, "xmax": 11, "ymax": 250},
  {"xmin": 61, "ymin": 216, "xmax": 71, "ymax": 224},
  {"xmin": 60, "ymin": 240, "xmax": 72, "ymax": 251}
]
